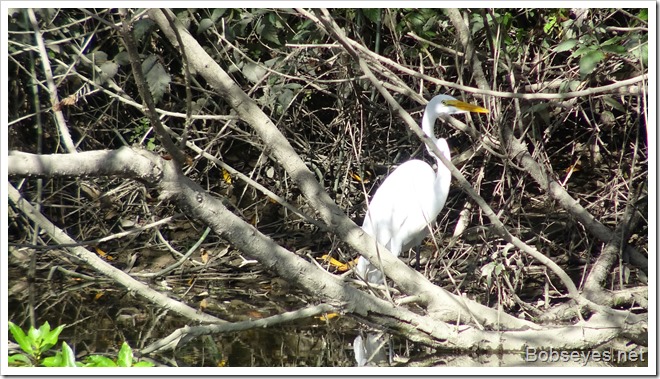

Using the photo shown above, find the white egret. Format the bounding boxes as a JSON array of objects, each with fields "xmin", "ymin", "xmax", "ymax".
[
  {"xmin": 356, "ymin": 95, "xmax": 488, "ymax": 284},
  {"xmin": 353, "ymin": 332, "xmax": 391, "ymax": 366}
]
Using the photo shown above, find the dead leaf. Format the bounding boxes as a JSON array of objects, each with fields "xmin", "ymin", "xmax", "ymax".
[
  {"xmin": 222, "ymin": 168, "xmax": 232, "ymax": 184},
  {"xmin": 94, "ymin": 246, "xmax": 114, "ymax": 261},
  {"xmin": 316, "ymin": 312, "xmax": 339, "ymax": 321},
  {"xmin": 199, "ymin": 298, "xmax": 208, "ymax": 312}
]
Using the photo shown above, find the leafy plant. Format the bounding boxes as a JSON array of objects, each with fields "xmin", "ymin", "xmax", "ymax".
[
  {"xmin": 129, "ymin": 118, "xmax": 157, "ymax": 151},
  {"xmin": 8, "ymin": 321, "xmax": 65, "ymax": 366},
  {"xmin": 481, "ymin": 261, "xmax": 505, "ymax": 288},
  {"xmin": 41, "ymin": 342, "xmax": 77, "ymax": 367},
  {"xmin": 82, "ymin": 342, "xmax": 154, "ymax": 367},
  {"xmin": 8, "ymin": 321, "xmax": 153, "ymax": 367}
]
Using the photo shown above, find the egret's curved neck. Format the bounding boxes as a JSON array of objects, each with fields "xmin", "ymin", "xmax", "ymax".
[
  {"xmin": 421, "ymin": 109, "xmax": 438, "ymax": 155},
  {"xmin": 422, "ymin": 107, "xmax": 450, "ymax": 177}
]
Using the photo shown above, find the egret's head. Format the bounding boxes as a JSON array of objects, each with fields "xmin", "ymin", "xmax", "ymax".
[{"xmin": 426, "ymin": 94, "xmax": 489, "ymax": 118}]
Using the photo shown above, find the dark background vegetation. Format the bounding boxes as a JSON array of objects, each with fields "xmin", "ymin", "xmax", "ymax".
[{"xmin": 7, "ymin": 8, "xmax": 648, "ymax": 366}]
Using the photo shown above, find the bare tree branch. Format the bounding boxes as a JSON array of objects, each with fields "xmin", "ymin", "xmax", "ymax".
[
  {"xmin": 141, "ymin": 303, "xmax": 336, "ymax": 354},
  {"xmin": 12, "ymin": 147, "xmax": 645, "ymax": 351}
]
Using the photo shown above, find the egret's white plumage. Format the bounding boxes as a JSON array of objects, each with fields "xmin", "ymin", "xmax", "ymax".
[{"xmin": 356, "ymin": 95, "xmax": 488, "ymax": 284}]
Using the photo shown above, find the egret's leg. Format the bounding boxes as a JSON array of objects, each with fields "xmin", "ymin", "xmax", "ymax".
[{"xmin": 356, "ymin": 256, "xmax": 384, "ymax": 284}]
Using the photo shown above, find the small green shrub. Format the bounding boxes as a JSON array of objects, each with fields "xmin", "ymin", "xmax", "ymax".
[{"xmin": 8, "ymin": 321, "xmax": 154, "ymax": 367}]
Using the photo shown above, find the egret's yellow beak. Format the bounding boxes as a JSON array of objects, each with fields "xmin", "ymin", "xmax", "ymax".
[{"xmin": 444, "ymin": 99, "xmax": 489, "ymax": 114}]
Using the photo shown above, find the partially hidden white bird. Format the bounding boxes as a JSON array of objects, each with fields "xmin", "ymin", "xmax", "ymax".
[{"xmin": 356, "ymin": 95, "xmax": 489, "ymax": 284}]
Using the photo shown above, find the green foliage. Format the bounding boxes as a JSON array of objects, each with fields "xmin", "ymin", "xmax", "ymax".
[
  {"xmin": 481, "ymin": 261, "xmax": 505, "ymax": 288},
  {"xmin": 506, "ymin": 9, "xmax": 646, "ymax": 79},
  {"xmin": 141, "ymin": 55, "xmax": 171, "ymax": 104},
  {"xmin": 542, "ymin": 9, "xmax": 569, "ymax": 36},
  {"xmin": 132, "ymin": 18, "xmax": 156, "ymax": 41},
  {"xmin": 554, "ymin": 30, "xmax": 646, "ymax": 78},
  {"xmin": 129, "ymin": 118, "xmax": 157, "ymax": 151},
  {"xmin": 361, "ymin": 9, "xmax": 381, "ymax": 25},
  {"xmin": 8, "ymin": 321, "xmax": 153, "ymax": 367},
  {"xmin": 399, "ymin": 8, "xmax": 441, "ymax": 40},
  {"xmin": 81, "ymin": 342, "xmax": 154, "ymax": 367},
  {"xmin": 41, "ymin": 342, "xmax": 77, "ymax": 367},
  {"xmin": 8, "ymin": 321, "xmax": 64, "ymax": 365},
  {"xmin": 577, "ymin": 49, "xmax": 605, "ymax": 78}
]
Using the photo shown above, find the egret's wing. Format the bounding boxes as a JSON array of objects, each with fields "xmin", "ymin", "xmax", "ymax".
[{"xmin": 358, "ymin": 160, "xmax": 437, "ymax": 283}]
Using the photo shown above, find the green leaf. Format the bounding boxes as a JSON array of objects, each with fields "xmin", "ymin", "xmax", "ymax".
[
  {"xmin": 543, "ymin": 15, "xmax": 557, "ymax": 34},
  {"xmin": 8, "ymin": 354, "xmax": 33, "ymax": 366},
  {"xmin": 113, "ymin": 51, "xmax": 131, "ymax": 66},
  {"xmin": 42, "ymin": 355, "xmax": 62, "ymax": 367},
  {"xmin": 570, "ymin": 45, "xmax": 595, "ymax": 58},
  {"xmin": 422, "ymin": 14, "xmax": 438, "ymax": 32},
  {"xmin": 27, "ymin": 324, "xmax": 43, "ymax": 349},
  {"xmin": 601, "ymin": 44, "xmax": 627, "ymax": 55},
  {"xmin": 260, "ymin": 23, "xmax": 281, "ymax": 46},
  {"xmin": 241, "ymin": 62, "xmax": 267, "ymax": 84},
  {"xmin": 554, "ymin": 39, "xmax": 577, "ymax": 53},
  {"xmin": 362, "ymin": 9, "xmax": 381, "ymax": 24},
  {"xmin": 601, "ymin": 36, "xmax": 622, "ymax": 46},
  {"xmin": 8, "ymin": 322, "xmax": 33, "ymax": 355},
  {"xmin": 501, "ymin": 12, "xmax": 512, "ymax": 28},
  {"xmin": 39, "ymin": 322, "xmax": 51, "ymax": 335},
  {"xmin": 277, "ymin": 88, "xmax": 295, "ymax": 109},
  {"xmin": 60, "ymin": 342, "xmax": 77, "ymax": 367},
  {"xmin": 117, "ymin": 342, "xmax": 134, "ymax": 367},
  {"xmin": 43, "ymin": 342, "xmax": 78, "ymax": 367},
  {"xmin": 481, "ymin": 261, "xmax": 495, "ymax": 278},
  {"xmin": 84, "ymin": 355, "xmax": 118, "ymax": 367},
  {"xmin": 579, "ymin": 50, "xmax": 605, "ymax": 77},
  {"xmin": 600, "ymin": 36, "xmax": 627, "ymax": 55},
  {"xmin": 133, "ymin": 361, "xmax": 155, "ymax": 367},
  {"xmin": 637, "ymin": 9, "xmax": 648, "ymax": 21},
  {"xmin": 482, "ymin": 262, "xmax": 495, "ymax": 287},
  {"xmin": 141, "ymin": 55, "xmax": 171, "ymax": 103},
  {"xmin": 197, "ymin": 18, "xmax": 214, "ymax": 34},
  {"xmin": 211, "ymin": 8, "xmax": 226, "ymax": 22},
  {"xmin": 558, "ymin": 80, "xmax": 581, "ymax": 93},
  {"xmin": 630, "ymin": 44, "xmax": 648, "ymax": 66},
  {"xmin": 133, "ymin": 18, "xmax": 155, "ymax": 41},
  {"xmin": 42, "ymin": 324, "xmax": 65, "ymax": 351},
  {"xmin": 267, "ymin": 12, "xmax": 284, "ymax": 29},
  {"xmin": 406, "ymin": 11, "xmax": 426, "ymax": 28},
  {"xmin": 603, "ymin": 96, "xmax": 626, "ymax": 113}
]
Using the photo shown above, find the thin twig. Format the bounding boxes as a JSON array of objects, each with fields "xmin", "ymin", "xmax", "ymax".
[
  {"xmin": 141, "ymin": 303, "xmax": 336, "ymax": 354},
  {"xmin": 118, "ymin": 9, "xmax": 187, "ymax": 167},
  {"xmin": 27, "ymin": 8, "xmax": 76, "ymax": 153}
]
